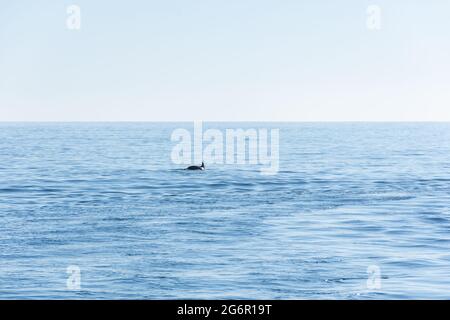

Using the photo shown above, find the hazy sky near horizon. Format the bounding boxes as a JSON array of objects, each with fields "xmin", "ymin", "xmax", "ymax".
[{"xmin": 1, "ymin": 0, "xmax": 449, "ymax": 121}]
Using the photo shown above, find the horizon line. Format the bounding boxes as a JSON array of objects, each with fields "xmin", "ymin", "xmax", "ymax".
[{"xmin": 1, "ymin": 120, "xmax": 450, "ymax": 124}]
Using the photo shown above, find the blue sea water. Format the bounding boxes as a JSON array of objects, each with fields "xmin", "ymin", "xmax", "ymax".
[{"xmin": 0, "ymin": 122, "xmax": 450, "ymax": 299}]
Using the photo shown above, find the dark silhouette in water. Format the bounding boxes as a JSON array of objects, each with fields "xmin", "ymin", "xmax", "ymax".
[{"xmin": 186, "ymin": 162, "xmax": 205, "ymax": 171}]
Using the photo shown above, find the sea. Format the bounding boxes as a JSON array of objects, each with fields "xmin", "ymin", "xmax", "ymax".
[{"xmin": 1, "ymin": 122, "xmax": 450, "ymax": 299}]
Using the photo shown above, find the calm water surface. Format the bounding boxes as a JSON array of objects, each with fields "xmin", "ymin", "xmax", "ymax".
[{"xmin": 1, "ymin": 123, "xmax": 450, "ymax": 299}]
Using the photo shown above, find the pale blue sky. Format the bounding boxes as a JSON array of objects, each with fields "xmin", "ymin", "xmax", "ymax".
[{"xmin": 1, "ymin": 0, "xmax": 449, "ymax": 121}]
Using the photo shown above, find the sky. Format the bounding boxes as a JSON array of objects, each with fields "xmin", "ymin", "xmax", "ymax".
[{"xmin": 0, "ymin": 0, "xmax": 449, "ymax": 121}]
